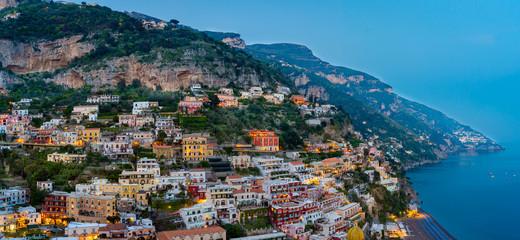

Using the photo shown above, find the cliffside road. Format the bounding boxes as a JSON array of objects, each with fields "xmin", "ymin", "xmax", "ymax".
[{"xmin": 403, "ymin": 209, "xmax": 456, "ymax": 240}]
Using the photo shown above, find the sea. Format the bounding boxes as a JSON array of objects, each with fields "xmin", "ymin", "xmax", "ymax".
[{"xmin": 407, "ymin": 143, "xmax": 520, "ymax": 240}]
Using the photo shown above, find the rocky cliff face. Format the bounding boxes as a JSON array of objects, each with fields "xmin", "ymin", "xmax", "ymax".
[
  {"xmin": 0, "ymin": 71, "xmax": 19, "ymax": 88},
  {"xmin": 0, "ymin": 34, "xmax": 269, "ymax": 91},
  {"xmin": 221, "ymin": 36, "xmax": 245, "ymax": 49},
  {"xmin": 0, "ymin": 0, "xmax": 17, "ymax": 10},
  {"xmin": 0, "ymin": 35, "xmax": 94, "ymax": 74},
  {"xmin": 50, "ymin": 53, "xmax": 263, "ymax": 91}
]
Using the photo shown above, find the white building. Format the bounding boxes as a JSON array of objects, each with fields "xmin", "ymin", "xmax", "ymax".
[
  {"xmin": 189, "ymin": 168, "xmax": 206, "ymax": 184},
  {"xmin": 155, "ymin": 176, "xmax": 186, "ymax": 192},
  {"xmin": 252, "ymin": 156, "xmax": 289, "ymax": 177},
  {"xmin": 335, "ymin": 202, "xmax": 363, "ymax": 221},
  {"xmin": 229, "ymin": 155, "xmax": 253, "ymax": 169},
  {"xmin": 18, "ymin": 206, "xmax": 41, "ymax": 225},
  {"xmin": 132, "ymin": 102, "xmax": 159, "ymax": 115},
  {"xmin": 0, "ymin": 187, "xmax": 30, "ymax": 208},
  {"xmin": 190, "ymin": 84, "xmax": 202, "ymax": 93},
  {"xmin": 179, "ymin": 203, "xmax": 217, "ymax": 229},
  {"xmin": 37, "ymin": 181, "xmax": 54, "ymax": 192},
  {"xmin": 249, "ymin": 87, "xmax": 263, "ymax": 98},
  {"xmin": 206, "ymin": 184, "xmax": 237, "ymax": 223},
  {"xmin": 65, "ymin": 222, "xmax": 107, "ymax": 238},
  {"xmin": 288, "ymin": 161, "xmax": 306, "ymax": 173},
  {"xmin": 136, "ymin": 158, "xmax": 161, "ymax": 176},
  {"xmin": 47, "ymin": 152, "xmax": 87, "ymax": 164}
]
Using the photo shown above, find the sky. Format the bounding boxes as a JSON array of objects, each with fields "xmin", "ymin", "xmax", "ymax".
[{"xmin": 74, "ymin": 0, "xmax": 520, "ymax": 145}]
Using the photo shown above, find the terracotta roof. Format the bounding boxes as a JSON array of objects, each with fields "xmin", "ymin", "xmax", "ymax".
[
  {"xmin": 233, "ymin": 189, "xmax": 245, "ymax": 194},
  {"xmin": 227, "ymin": 175, "xmax": 242, "ymax": 179},
  {"xmin": 99, "ymin": 223, "xmax": 126, "ymax": 231},
  {"xmin": 321, "ymin": 157, "xmax": 339, "ymax": 164},
  {"xmin": 84, "ymin": 128, "xmax": 100, "ymax": 131},
  {"xmin": 289, "ymin": 161, "xmax": 304, "ymax": 166},
  {"xmin": 157, "ymin": 226, "xmax": 226, "ymax": 240},
  {"xmin": 250, "ymin": 189, "xmax": 265, "ymax": 193}
]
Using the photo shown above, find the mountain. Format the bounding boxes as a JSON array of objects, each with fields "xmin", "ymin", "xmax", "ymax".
[
  {"xmin": 0, "ymin": 0, "xmax": 292, "ymax": 92},
  {"xmin": 0, "ymin": 0, "xmax": 502, "ymax": 163},
  {"xmin": 244, "ymin": 43, "xmax": 502, "ymax": 153}
]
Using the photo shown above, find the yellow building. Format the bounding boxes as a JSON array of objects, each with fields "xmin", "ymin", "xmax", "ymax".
[
  {"xmin": 66, "ymin": 194, "xmax": 116, "ymax": 224},
  {"xmin": 182, "ymin": 137, "xmax": 213, "ymax": 161},
  {"xmin": 99, "ymin": 183, "xmax": 139, "ymax": 199},
  {"xmin": 118, "ymin": 171, "xmax": 155, "ymax": 192},
  {"xmin": 81, "ymin": 128, "xmax": 100, "ymax": 143},
  {"xmin": 121, "ymin": 184, "xmax": 139, "ymax": 198}
]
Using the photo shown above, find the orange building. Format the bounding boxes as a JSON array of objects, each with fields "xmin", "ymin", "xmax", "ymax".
[
  {"xmin": 250, "ymin": 130, "xmax": 279, "ymax": 151},
  {"xmin": 290, "ymin": 95, "xmax": 308, "ymax": 105}
]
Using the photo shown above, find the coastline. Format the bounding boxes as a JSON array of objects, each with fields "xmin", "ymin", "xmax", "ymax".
[
  {"xmin": 403, "ymin": 208, "xmax": 456, "ymax": 240},
  {"xmin": 402, "ymin": 147, "xmax": 507, "ymax": 239}
]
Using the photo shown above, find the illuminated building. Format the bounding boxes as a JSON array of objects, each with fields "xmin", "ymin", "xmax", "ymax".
[
  {"xmin": 47, "ymin": 152, "xmax": 87, "ymax": 164},
  {"xmin": 216, "ymin": 94, "xmax": 238, "ymax": 108},
  {"xmin": 42, "ymin": 191, "xmax": 69, "ymax": 226},
  {"xmin": 250, "ymin": 130, "xmax": 279, "ymax": 151},
  {"xmin": 67, "ymin": 194, "xmax": 117, "ymax": 223},
  {"xmin": 179, "ymin": 203, "xmax": 218, "ymax": 229},
  {"xmin": 178, "ymin": 97, "xmax": 203, "ymax": 115},
  {"xmin": 182, "ymin": 137, "xmax": 213, "ymax": 161},
  {"xmin": 81, "ymin": 128, "xmax": 100, "ymax": 143}
]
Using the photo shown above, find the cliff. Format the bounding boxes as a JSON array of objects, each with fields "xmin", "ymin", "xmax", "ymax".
[
  {"xmin": 0, "ymin": 1, "xmax": 291, "ymax": 91},
  {"xmin": 0, "ymin": 0, "xmax": 17, "ymax": 10},
  {"xmin": 0, "ymin": 35, "xmax": 94, "ymax": 74}
]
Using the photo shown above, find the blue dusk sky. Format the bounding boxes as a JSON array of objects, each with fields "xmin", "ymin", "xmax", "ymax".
[{"xmin": 73, "ymin": 0, "xmax": 520, "ymax": 145}]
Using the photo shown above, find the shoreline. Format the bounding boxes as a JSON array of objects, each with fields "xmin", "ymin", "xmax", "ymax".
[
  {"xmin": 403, "ymin": 147, "xmax": 506, "ymax": 171},
  {"xmin": 402, "ymin": 148, "xmax": 506, "ymax": 239},
  {"xmin": 402, "ymin": 208, "xmax": 456, "ymax": 240}
]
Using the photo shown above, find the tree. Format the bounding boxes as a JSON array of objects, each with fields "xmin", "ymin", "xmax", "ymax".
[
  {"xmin": 176, "ymin": 191, "xmax": 186, "ymax": 199},
  {"xmin": 224, "ymin": 224, "xmax": 246, "ymax": 239},
  {"xmin": 107, "ymin": 215, "xmax": 121, "ymax": 224},
  {"xmin": 117, "ymin": 80, "xmax": 126, "ymax": 92},
  {"xmin": 169, "ymin": 19, "xmax": 179, "ymax": 25},
  {"xmin": 223, "ymin": 146, "xmax": 234, "ymax": 156},
  {"xmin": 363, "ymin": 148, "xmax": 370, "ymax": 158},
  {"xmin": 209, "ymin": 94, "xmax": 220, "ymax": 109},
  {"xmin": 157, "ymin": 130, "xmax": 167, "ymax": 142},
  {"xmin": 197, "ymin": 161, "xmax": 210, "ymax": 168},
  {"xmin": 31, "ymin": 118, "xmax": 43, "ymax": 128},
  {"xmin": 131, "ymin": 79, "xmax": 142, "ymax": 88}
]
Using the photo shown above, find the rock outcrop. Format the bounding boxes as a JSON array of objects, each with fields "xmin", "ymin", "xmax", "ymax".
[
  {"xmin": 0, "ymin": 0, "xmax": 17, "ymax": 10},
  {"xmin": 0, "ymin": 35, "xmax": 94, "ymax": 74},
  {"xmin": 221, "ymin": 36, "xmax": 246, "ymax": 49},
  {"xmin": 50, "ymin": 54, "xmax": 264, "ymax": 91},
  {"xmin": 0, "ymin": 35, "xmax": 269, "ymax": 91}
]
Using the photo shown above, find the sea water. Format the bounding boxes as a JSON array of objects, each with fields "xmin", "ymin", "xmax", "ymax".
[{"xmin": 407, "ymin": 143, "xmax": 520, "ymax": 240}]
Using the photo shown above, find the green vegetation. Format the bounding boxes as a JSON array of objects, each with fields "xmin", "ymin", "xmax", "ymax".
[
  {"xmin": 223, "ymin": 224, "xmax": 246, "ymax": 239},
  {"xmin": 0, "ymin": 1, "xmax": 293, "ymax": 89}
]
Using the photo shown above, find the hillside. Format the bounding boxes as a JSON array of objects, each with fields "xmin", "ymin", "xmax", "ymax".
[
  {"xmin": 0, "ymin": 0, "xmax": 292, "ymax": 91},
  {"xmin": 0, "ymin": 0, "xmax": 502, "ymax": 163},
  {"xmin": 244, "ymin": 43, "xmax": 502, "ymax": 153}
]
